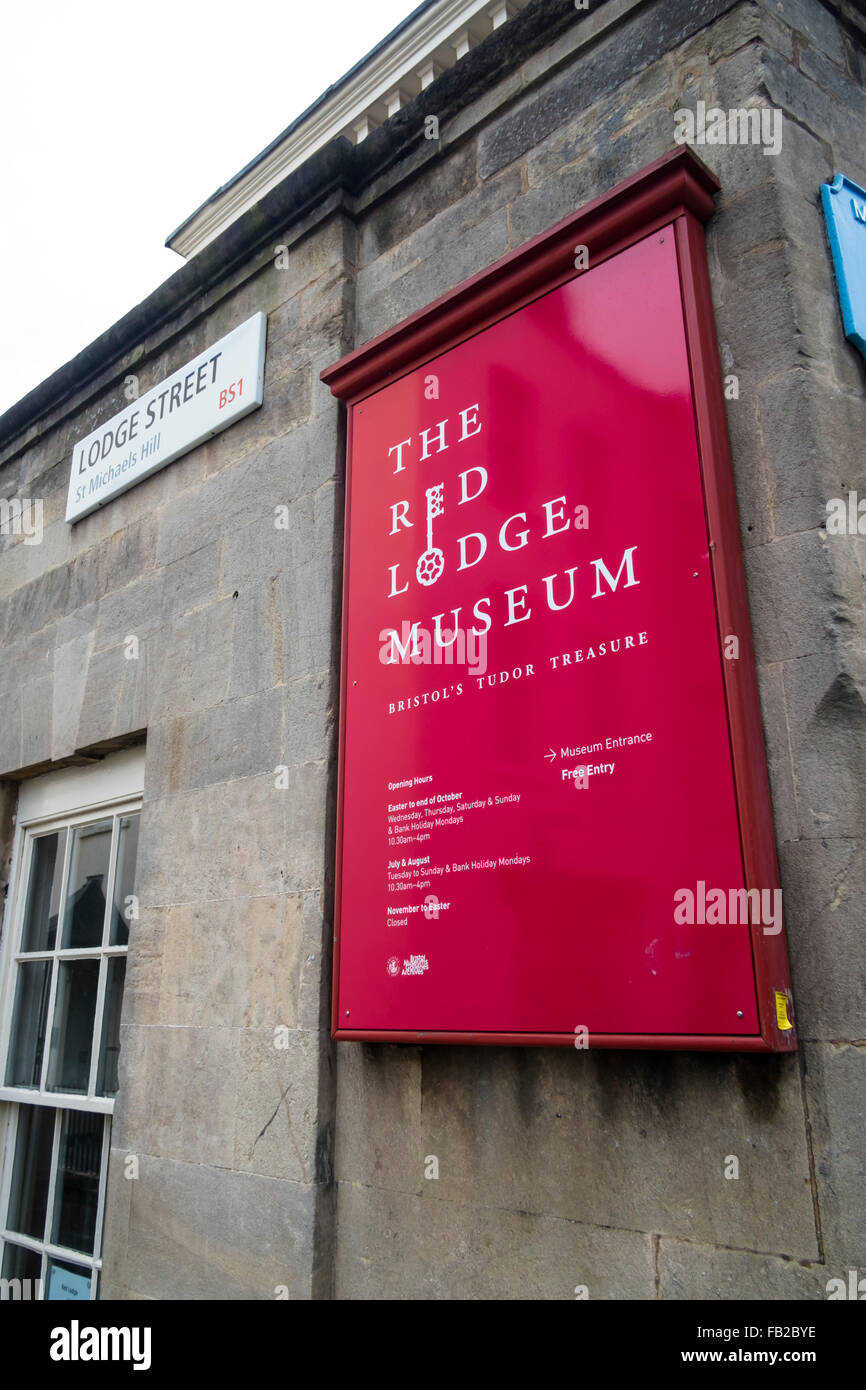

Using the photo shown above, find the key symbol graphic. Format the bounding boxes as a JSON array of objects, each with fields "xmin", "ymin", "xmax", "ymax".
[{"xmin": 416, "ymin": 483, "xmax": 445, "ymax": 586}]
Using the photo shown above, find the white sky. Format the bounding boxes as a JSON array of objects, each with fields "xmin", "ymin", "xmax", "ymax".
[{"xmin": 0, "ymin": 0, "xmax": 415, "ymax": 415}]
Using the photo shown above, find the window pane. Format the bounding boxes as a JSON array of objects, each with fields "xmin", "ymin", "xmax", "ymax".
[
  {"xmin": 46, "ymin": 1256, "xmax": 93, "ymax": 1301},
  {"xmin": 4, "ymin": 959, "xmax": 52, "ymax": 1088},
  {"xmin": 60, "ymin": 820, "xmax": 112, "ymax": 949},
  {"xmin": 96, "ymin": 956, "xmax": 126, "ymax": 1096},
  {"xmin": 50, "ymin": 1110, "xmax": 103, "ymax": 1256},
  {"xmin": 0, "ymin": 1242, "xmax": 42, "ymax": 1298},
  {"xmin": 6, "ymin": 1104, "xmax": 55, "ymax": 1240},
  {"xmin": 20, "ymin": 830, "xmax": 67, "ymax": 953},
  {"xmin": 110, "ymin": 813, "xmax": 139, "ymax": 946},
  {"xmin": 46, "ymin": 959, "xmax": 99, "ymax": 1094}
]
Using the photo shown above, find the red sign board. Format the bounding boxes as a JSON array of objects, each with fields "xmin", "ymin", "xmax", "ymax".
[{"xmin": 323, "ymin": 150, "xmax": 795, "ymax": 1050}]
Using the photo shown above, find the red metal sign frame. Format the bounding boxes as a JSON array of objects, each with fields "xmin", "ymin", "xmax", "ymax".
[{"xmin": 322, "ymin": 147, "xmax": 795, "ymax": 1052}]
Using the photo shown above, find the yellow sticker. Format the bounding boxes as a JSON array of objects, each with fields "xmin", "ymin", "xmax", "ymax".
[{"xmin": 775, "ymin": 991, "xmax": 793, "ymax": 1030}]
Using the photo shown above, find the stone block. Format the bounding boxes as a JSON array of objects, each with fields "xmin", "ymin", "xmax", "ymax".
[
  {"xmin": 267, "ymin": 211, "xmax": 352, "ymax": 302},
  {"xmin": 263, "ymin": 292, "xmax": 300, "ymax": 353},
  {"xmin": 57, "ymin": 601, "xmax": 98, "ymax": 646},
  {"xmin": 762, "ymin": 53, "xmax": 866, "ymax": 186},
  {"xmin": 20, "ymin": 674, "xmax": 52, "ymax": 767},
  {"xmin": 114, "ymin": 1021, "xmax": 237, "ymax": 1169},
  {"xmin": 525, "ymin": 54, "xmax": 671, "ymax": 191},
  {"xmin": 93, "ymin": 570, "xmax": 165, "ymax": 655},
  {"xmin": 755, "ymin": 661, "xmax": 799, "ymax": 844},
  {"xmin": 0, "ymin": 520, "xmax": 70, "ymax": 603},
  {"xmin": 781, "ymin": 649, "xmax": 866, "ymax": 841},
  {"xmin": 478, "ymin": 0, "xmax": 740, "ymax": 180},
  {"xmin": 228, "ymin": 587, "xmax": 279, "ymax": 699},
  {"xmin": 659, "ymin": 1237, "xmax": 823, "ymax": 1298},
  {"xmin": 521, "ymin": 0, "xmax": 643, "ymax": 89},
  {"xmin": 134, "ymin": 765, "xmax": 327, "ymax": 906},
  {"xmin": 768, "ymin": 0, "xmax": 846, "ymax": 67},
  {"xmin": 161, "ymin": 542, "xmax": 222, "ymax": 618},
  {"xmin": 147, "ymin": 687, "xmax": 283, "ymax": 795},
  {"xmin": 335, "ymin": 1043, "xmax": 423, "ymax": 1194},
  {"xmin": 277, "ymin": 551, "xmax": 339, "ymax": 683},
  {"xmin": 335, "ymin": 1183, "xmax": 655, "ymax": 1299},
  {"xmin": 799, "ymin": 38, "xmax": 866, "ymax": 109},
  {"xmin": 0, "ymin": 624, "xmax": 56, "ymax": 695},
  {"xmin": 714, "ymin": 0, "xmax": 795, "ymax": 62},
  {"xmin": 746, "ymin": 534, "xmax": 840, "ymax": 665},
  {"xmin": 712, "ymin": 178, "xmax": 787, "ymax": 266},
  {"xmin": 195, "ymin": 399, "xmax": 279, "ymax": 486},
  {"xmin": 259, "ymin": 362, "xmax": 313, "ymax": 436},
  {"xmin": 758, "ymin": 371, "xmax": 866, "ymax": 537},
  {"xmin": 283, "ymin": 674, "xmax": 333, "ymax": 768},
  {"xmin": 105, "ymin": 1152, "xmax": 318, "ymax": 1300},
  {"xmin": 414, "ymin": 1046, "xmax": 817, "ymax": 1257},
  {"xmin": 242, "ymin": 895, "xmax": 306, "ymax": 1032},
  {"xmin": 802, "ymin": 1041, "xmax": 866, "ymax": 1267},
  {"xmin": 357, "ymin": 207, "xmax": 510, "ymax": 344},
  {"xmin": 509, "ymin": 106, "xmax": 675, "ymax": 248},
  {"xmin": 296, "ymin": 890, "xmax": 331, "ymax": 1032},
  {"xmin": 245, "ymin": 413, "xmax": 341, "ymax": 511},
  {"xmin": 0, "ymin": 683, "xmax": 21, "ymax": 775},
  {"xmin": 358, "ymin": 142, "xmax": 479, "ymax": 267},
  {"xmin": 779, "ymin": 837, "xmax": 866, "ymax": 1040},
  {"xmin": 716, "ymin": 387, "xmax": 774, "ymax": 551},
  {"xmin": 4, "ymin": 563, "xmax": 72, "ymax": 643},
  {"xmin": 708, "ymin": 242, "xmax": 803, "ymax": 381},
  {"xmin": 99, "ymin": 1147, "xmax": 133, "ymax": 1297},
  {"xmin": 119, "ymin": 903, "xmax": 166, "ymax": 1028},
  {"xmin": 154, "ymin": 894, "xmax": 303, "ymax": 1032},
  {"xmin": 263, "ymin": 314, "xmax": 313, "ymax": 392},
  {"xmin": 52, "ymin": 631, "xmax": 93, "ymax": 760},
  {"xmin": 76, "ymin": 641, "xmax": 149, "ymax": 746},
  {"xmin": 90, "ymin": 513, "xmax": 160, "ymax": 604},
  {"xmin": 356, "ymin": 167, "xmax": 521, "ymax": 308},
  {"xmin": 23, "ymin": 452, "xmax": 69, "ymax": 512},
  {"xmin": 233, "ymin": 1026, "xmax": 323, "ymax": 1182},
  {"xmin": 154, "ymin": 462, "xmax": 249, "ymax": 571},
  {"xmin": 297, "ymin": 274, "xmax": 353, "ymax": 349},
  {"xmin": 149, "ymin": 598, "xmax": 234, "ymax": 721},
  {"xmin": 220, "ymin": 475, "xmax": 338, "ymax": 597}
]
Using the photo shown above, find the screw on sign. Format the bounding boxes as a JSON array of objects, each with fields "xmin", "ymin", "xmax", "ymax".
[{"xmin": 416, "ymin": 483, "xmax": 445, "ymax": 585}]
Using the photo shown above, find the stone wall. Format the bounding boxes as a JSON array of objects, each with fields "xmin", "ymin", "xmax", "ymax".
[
  {"xmin": 0, "ymin": 0, "xmax": 862, "ymax": 1299},
  {"xmin": 0, "ymin": 205, "xmax": 355, "ymax": 1298}
]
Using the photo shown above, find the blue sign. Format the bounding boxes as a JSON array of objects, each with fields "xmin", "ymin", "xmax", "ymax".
[
  {"xmin": 47, "ymin": 1263, "xmax": 92, "ymax": 1300},
  {"xmin": 821, "ymin": 173, "xmax": 866, "ymax": 362}
]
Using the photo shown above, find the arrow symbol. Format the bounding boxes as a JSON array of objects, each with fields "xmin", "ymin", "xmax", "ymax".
[{"xmin": 545, "ymin": 748, "xmax": 557, "ymax": 762}]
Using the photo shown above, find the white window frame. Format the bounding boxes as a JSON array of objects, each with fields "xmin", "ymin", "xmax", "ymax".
[{"xmin": 0, "ymin": 747, "xmax": 144, "ymax": 1299}]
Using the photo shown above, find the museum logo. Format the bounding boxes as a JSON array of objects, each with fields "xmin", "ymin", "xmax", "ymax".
[{"xmin": 387, "ymin": 953, "xmax": 429, "ymax": 976}]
